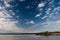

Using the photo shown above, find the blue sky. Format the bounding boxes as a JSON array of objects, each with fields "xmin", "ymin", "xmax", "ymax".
[{"xmin": 0, "ymin": 0, "xmax": 60, "ymax": 33}]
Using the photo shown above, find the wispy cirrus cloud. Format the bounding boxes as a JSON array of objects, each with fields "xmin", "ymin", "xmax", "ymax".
[
  {"xmin": 0, "ymin": 3, "xmax": 24, "ymax": 33},
  {"xmin": 41, "ymin": 20, "xmax": 60, "ymax": 31}
]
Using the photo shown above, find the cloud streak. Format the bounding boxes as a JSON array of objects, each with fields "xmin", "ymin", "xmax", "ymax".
[{"xmin": 0, "ymin": 3, "xmax": 24, "ymax": 33}]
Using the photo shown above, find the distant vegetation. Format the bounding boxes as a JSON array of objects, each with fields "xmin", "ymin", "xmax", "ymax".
[{"xmin": 35, "ymin": 31, "xmax": 60, "ymax": 36}]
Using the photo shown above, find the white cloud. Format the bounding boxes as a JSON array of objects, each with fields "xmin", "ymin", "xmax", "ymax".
[
  {"xmin": 41, "ymin": 15, "xmax": 48, "ymax": 19},
  {"xmin": 16, "ymin": 16, "xmax": 19, "ymax": 18},
  {"xmin": 0, "ymin": 6, "xmax": 3, "ymax": 9},
  {"xmin": 0, "ymin": 10, "xmax": 12, "ymax": 18},
  {"xmin": 48, "ymin": 7, "xmax": 60, "ymax": 20},
  {"xmin": 30, "ymin": 21, "xmax": 35, "ymax": 24},
  {"xmin": 41, "ymin": 20, "xmax": 60, "ymax": 31},
  {"xmin": 49, "ymin": 0, "xmax": 54, "ymax": 4},
  {"xmin": 35, "ymin": 13, "xmax": 41, "ymax": 17},
  {"xmin": 54, "ymin": 7, "xmax": 60, "ymax": 11},
  {"xmin": 39, "ymin": 8, "xmax": 43, "ymax": 11},
  {"xmin": 38, "ymin": 2, "xmax": 45, "ymax": 8},
  {"xmin": 26, "ymin": 20, "xmax": 35, "ymax": 25},
  {"xmin": 0, "ymin": 5, "xmax": 24, "ymax": 33},
  {"xmin": 46, "ymin": 8, "xmax": 51, "ymax": 15},
  {"xmin": 0, "ymin": 21, "xmax": 24, "ymax": 33},
  {"xmin": 11, "ymin": 12, "xmax": 15, "ymax": 15},
  {"xmin": 33, "ymin": 20, "xmax": 60, "ymax": 32},
  {"xmin": 4, "ymin": 0, "xmax": 11, "ymax": 7}
]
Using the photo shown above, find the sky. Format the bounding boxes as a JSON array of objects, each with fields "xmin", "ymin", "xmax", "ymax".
[{"xmin": 0, "ymin": 0, "xmax": 60, "ymax": 33}]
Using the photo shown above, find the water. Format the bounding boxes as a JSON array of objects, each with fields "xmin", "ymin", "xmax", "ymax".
[{"xmin": 0, "ymin": 35, "xmax": 60, "ymax": 40}]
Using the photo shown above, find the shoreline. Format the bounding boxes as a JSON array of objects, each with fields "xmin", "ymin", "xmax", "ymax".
[{"xmin": 0, "ymin": 31, "xmax": 60, "ymax": 36}]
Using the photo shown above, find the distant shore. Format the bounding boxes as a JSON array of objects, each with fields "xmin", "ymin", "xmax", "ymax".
[
  {"xmin": 35, "ymin": 31, "xmax": 60, "ymax": 36},
  {"xmin": 0, "ymin": 31, "xmax": 60, "ymax": 36}
]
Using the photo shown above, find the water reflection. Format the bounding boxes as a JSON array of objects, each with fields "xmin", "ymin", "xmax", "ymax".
[{"xmin": 0, "ymin": 35, "xmax": 60, "ymax": 40}]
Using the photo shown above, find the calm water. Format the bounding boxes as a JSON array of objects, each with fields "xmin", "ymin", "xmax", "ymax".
[{"xmin": 0, "ymin": 35, "xmax": 60, "ymax": 40}]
